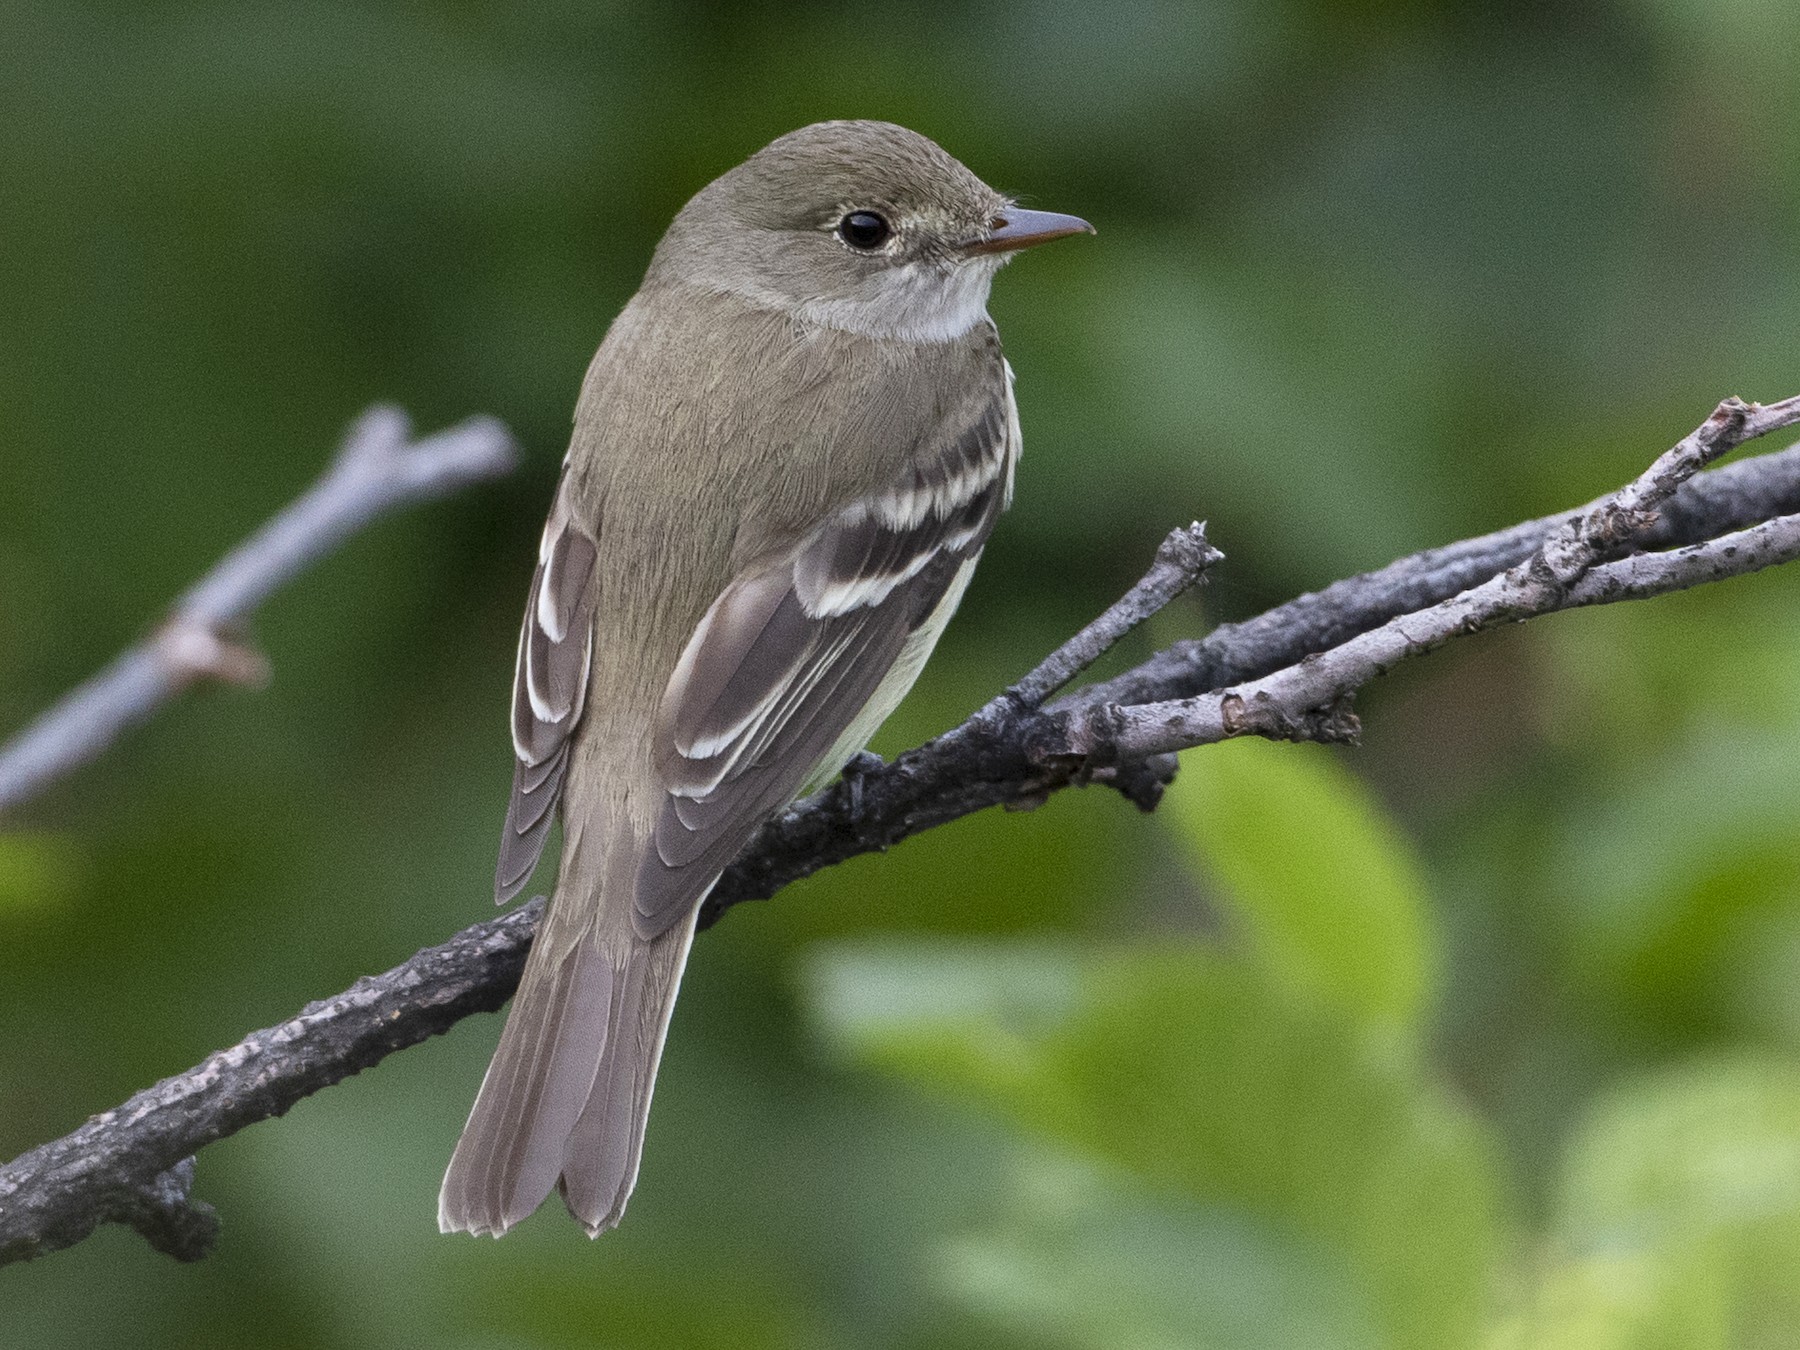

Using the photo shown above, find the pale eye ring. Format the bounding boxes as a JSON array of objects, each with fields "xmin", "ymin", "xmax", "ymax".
[{"xmin": 837, "ymin": 211, "xmax": 892, "ymax": 250}]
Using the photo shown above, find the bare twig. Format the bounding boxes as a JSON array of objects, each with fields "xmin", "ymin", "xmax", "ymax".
[
  {"xmin": 1005, "ymin": 521, "xmax": 1223, "ymax": 709},
  {"xmin": 1075, "ymin": 423, "xmax": 1800, "ymax": 714},
  {"xmin": 0, "ymin": 406, "xmax": 518, "ymax": 814},
  {"xmin": 6, "ymin": 397, "xmax": 1800, "ymax": 1268},
  {"xmin": 1055, "ymin": 396, "xmax": 1800, "ymax": 760}
]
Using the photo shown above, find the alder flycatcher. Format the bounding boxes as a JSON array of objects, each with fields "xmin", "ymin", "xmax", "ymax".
[{"xmin": 439, "ymin": 120, "xmax": 1092, "ymax": 1237}]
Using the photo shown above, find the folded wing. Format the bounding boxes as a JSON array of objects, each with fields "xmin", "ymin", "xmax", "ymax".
[
  {"xmin": 635, "ymin": 379, "xmax": 1018, "ymax": 939},
  {"xmin": 495, "ymin": 466, "xmax": 599, "ymax": 903}
]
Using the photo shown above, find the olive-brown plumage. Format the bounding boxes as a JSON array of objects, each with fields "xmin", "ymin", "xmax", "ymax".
[{"xmin": 439, "ymin": 121, "xmax": 1090, "ymax": 1237}]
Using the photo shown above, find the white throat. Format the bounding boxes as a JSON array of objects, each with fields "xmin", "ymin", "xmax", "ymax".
[
  {"xmin": 796, "ymin": 258, "xmax": 1000, "ymax": 342},
  {"xmin": 718, "ymin": 257, "xmax": 1002, "ymax": 344}
]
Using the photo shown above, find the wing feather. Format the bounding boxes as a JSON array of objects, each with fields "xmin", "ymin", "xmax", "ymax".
[
  {"xmin": 497, "ymin": 469, "xmax": 598, "ymax": 904},
  {"xmin": 633, "ymin": 380, "xmax": 1018, "ymax": 939}
]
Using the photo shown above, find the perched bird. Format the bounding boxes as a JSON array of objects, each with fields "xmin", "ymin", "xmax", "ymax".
[{"xmin": 438, "ymin": 120, "xmax": 1092, "ymax": 1237}]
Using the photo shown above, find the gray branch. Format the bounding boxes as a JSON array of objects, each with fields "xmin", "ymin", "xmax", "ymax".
[
  {"xmin": 1006, "ymin": 520, "xmax": 1223, "ymax": 709},
  {"xmin": 1057, "ymin": 396, "xmax": 1800, "ymax": 758},
  {"xmin": 0, "ymin": 406, "xmax": 518, "ymax": 814},
  {"xmin": 6, "ymin": 395, "xmax": 1800, "ymax": 1268},
  {"xmin": 1073, "ymin": 417, "xmax": 1800, "ymax": 713},
  {"xmin": 0, "ymin": 903, "xmax": 539, "ymax": 1263}
]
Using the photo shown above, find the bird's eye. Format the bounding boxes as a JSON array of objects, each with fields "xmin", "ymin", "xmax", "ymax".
[{"xmin": 837, "ymin": 211, "xmax": 892, "ymax": 250}]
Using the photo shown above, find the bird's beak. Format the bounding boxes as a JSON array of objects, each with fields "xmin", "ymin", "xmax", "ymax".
[{"xmin": 962, "ymin": 208, "xmax": 1096, "ymax": 255}]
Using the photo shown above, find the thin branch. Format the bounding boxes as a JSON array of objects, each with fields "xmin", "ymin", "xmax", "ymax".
[
  {"xmin": 1047, "ymin": 397, "xmax": 1763, "ymax": 755},
  {"xmin": 1074, "ymin": 424, "xmax": 1800, "ymax": 714},
  {"xmin": 1053, "ymin": 397, "xmax": 1800, "ymax": 760},
  {"xmin": 1565, "ymin": 511, "xmax": 1800, "ymax": 606},
  {"xmin": 0, "ymin": 406, "xmax": 518, "ymax": 815},
  {"xmin": 0, "ymin": 903, "xmax": 540, "ymax": 1264},
  {"xmin": 7, "ymin": 396, "xmax": 1800, "ymax": 1268},
  {"xmin": 1005, "ymin": 520, "xmax": 1223, "ymax": 709}
]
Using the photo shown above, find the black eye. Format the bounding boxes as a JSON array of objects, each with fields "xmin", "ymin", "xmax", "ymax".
[{"xmin": 837, "ymin": 211, "xmax": 892, "ymax": 250}]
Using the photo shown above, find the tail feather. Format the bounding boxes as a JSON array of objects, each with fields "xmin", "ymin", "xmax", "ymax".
[
  {"xmin": 438, "ymin": 892, "xmax": 700, "ymax": 1238},
  {"xmin": 438, "ymin": 934, "xmax": 614, "ymax": 1236},
  {"xmin": 560, "ymin": 910, "xmax": 699, "ymax": 1234}
]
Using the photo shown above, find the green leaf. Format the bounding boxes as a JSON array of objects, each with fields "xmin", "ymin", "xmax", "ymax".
[
  {"xmin": 1495, "ymin": 1056, "xmax": 1800, "ymax": 1349},
  {"xmin": 808, "ymin": 941, "xmax": 1500, "ymax": 1350},
  {"xmin": 1163, "ymin": 739, "xmax": 1435, "ymax": 1031}
]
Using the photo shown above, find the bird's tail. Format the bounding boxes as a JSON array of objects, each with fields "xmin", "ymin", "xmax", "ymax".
[{"xmin": 438, "ymin": 827, "xmax": 698, "ymax": 1238}]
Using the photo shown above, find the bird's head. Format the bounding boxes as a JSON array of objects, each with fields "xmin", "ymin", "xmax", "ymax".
[{"xmin": 650, "ymin": 120, "xmax": 1092, "ymax": 342}]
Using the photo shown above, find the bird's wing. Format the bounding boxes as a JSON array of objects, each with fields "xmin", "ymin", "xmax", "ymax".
[
  {"xmin": 635, "ymin": 375, "xmax": 1019, "ymax": 938},
  {"xmin": 495, "ymin": 464, "xmax": 599, "ymax": 903}
]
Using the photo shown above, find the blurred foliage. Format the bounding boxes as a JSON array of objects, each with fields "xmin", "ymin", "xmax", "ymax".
[
  {"xmin": 1166, "ymin": 738, "xmax": 1435, "ymax": 1031},
  {"xmin": 5, "ymin": 1, "xmax": 1800, "ymax": 1346},
  {"xmin": 808, "ymin": 941, "xmax": 1498, "ymax": 1349},
  {"xmin": 1492, "ymin": 1057, "xmax": 1800, "ymax": 1349}
]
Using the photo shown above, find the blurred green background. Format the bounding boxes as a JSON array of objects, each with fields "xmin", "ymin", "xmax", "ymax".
[{"xmin": 6, "ymin": 2, "xmax": 1800, "ymax": 1346}]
